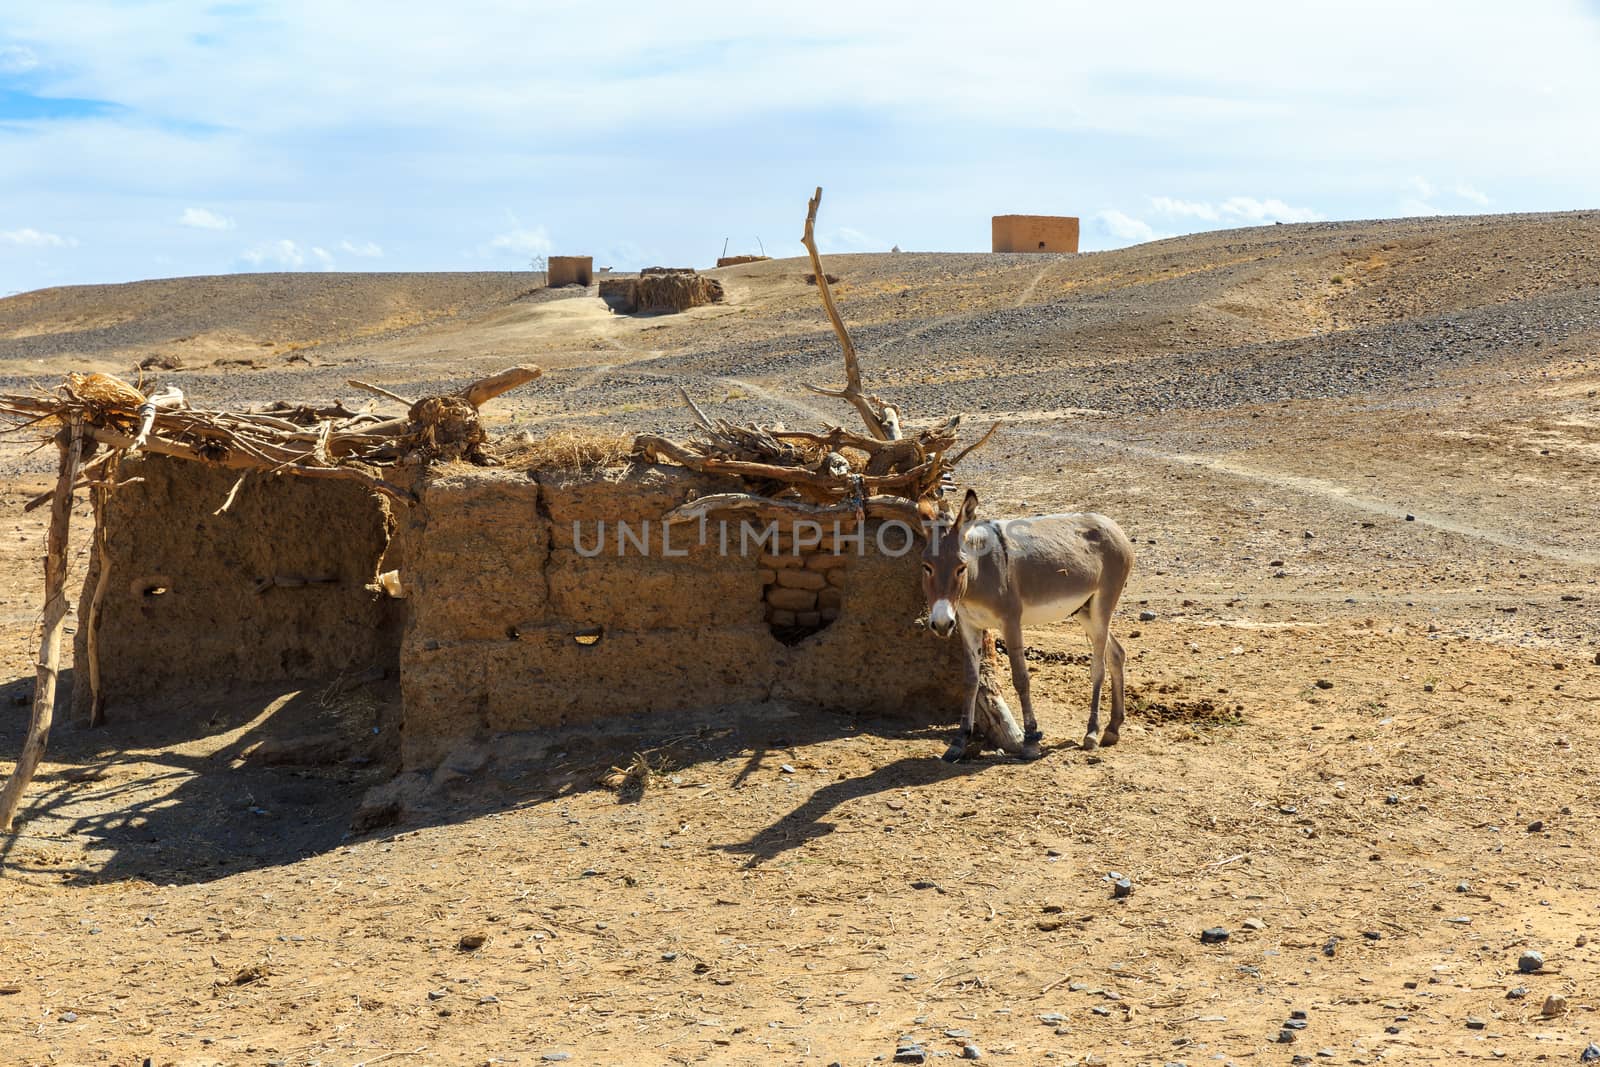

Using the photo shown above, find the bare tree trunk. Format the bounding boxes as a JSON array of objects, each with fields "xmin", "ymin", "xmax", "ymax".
[
  {"xmin": 0, "ymin": 415, "xmax": 85, "ymax": 832},
  {"xmin": 85, "ymin": 452, "xmax": 119, "ymax": 727},
  {"xmin": 970, "ymin": 630, "xmax": 1024, "ymax": 756}
]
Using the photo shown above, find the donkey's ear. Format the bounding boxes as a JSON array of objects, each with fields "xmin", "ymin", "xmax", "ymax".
[{"xmin": 959, "ymin": 488, "xmax": 979, "ymax": 526}]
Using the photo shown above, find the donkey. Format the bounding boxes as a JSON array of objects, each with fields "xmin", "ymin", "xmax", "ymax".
[{"xmin": 921, "ymin": 489, "xmax": 1135, "ymax": 761}]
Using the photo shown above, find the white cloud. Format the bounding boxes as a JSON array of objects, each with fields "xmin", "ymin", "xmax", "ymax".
[
  {"xmin": 311, "ymin": 246, "xmax": 334, "ymax": 270},
  {"xmin": 241, "ymin": 239, "xmax": 307, "ymax": 268},
  {"xmin": 483, "ymin": 225, "xmax": 552, "ymax": 260},
  {"xmin": 178, "ymin": 206, "xmax": 235, "ymax": 230},
  {"xmin": 1150, "ymin": 195, "xmax": 1321, "ymax": 225},
  {"xmin": 1148, "ymin": 196, "xmax": 1220, "ymax": 221},
  {"xmin": 1095, "ymin": 210, "xmax": 1158, "ymax": 245},
  {"xmin": 1399, "ymin": 176, "xmax": 1494, "ymax": 216},
  {"xmin": 0, "ymin": 44, "xmax": 39, "ymax": 73},
  {"xmin": 1, "ymin": 227, "xmax": 78, "ymax": 248},
  {"xmin": 339, "ymin": 239, "xmax": 383, "ymax": 258}
]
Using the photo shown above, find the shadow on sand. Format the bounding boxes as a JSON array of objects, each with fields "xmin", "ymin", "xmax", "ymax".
[{"xmin": 0, "ymin": 670, "xmax": 1006, "ymax": 886}]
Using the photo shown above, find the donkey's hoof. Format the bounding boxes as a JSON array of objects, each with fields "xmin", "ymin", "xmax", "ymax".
[
  {"xmin": 1023, "ymin": 728, "xmax": 1044, "ymax": 745},
  {"xmin": 1099, "ymin": 731, "xmax": 1120, "ymax": 748},
  {"xmin": 1081, "ymin": 735, "xmax": 1099, "ymax": 752},
  {"xmin": 941, "ymin": 741, "xmax": 969, "ymax": 763},
  {"xmin": 1020, "ymin": 742, "xmax": 1045, "ymax": 762}
]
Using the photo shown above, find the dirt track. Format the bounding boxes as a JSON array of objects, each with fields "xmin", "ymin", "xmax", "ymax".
[{"xmin": 1, "ymin": 213, "xmax": 1598, "ymax": 1066}]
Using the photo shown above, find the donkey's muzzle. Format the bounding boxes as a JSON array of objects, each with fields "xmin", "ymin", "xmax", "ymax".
[{"xmin": 928, "ymin": 598, "xmax": 957, "ymax": 637}]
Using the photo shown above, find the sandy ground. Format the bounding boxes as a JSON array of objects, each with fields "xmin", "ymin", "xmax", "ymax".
[{"xmin": 1, "ymin": 213, "xmax": 1599, "ymax": 1066}]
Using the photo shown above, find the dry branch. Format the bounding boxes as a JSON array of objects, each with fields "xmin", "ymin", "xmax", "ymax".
[
  {"xmin": 85, "ymin": 451, "xmax": 120, "ymax": 727},
  {"xmin": 0, "ymin": 416, "xmax": 84, "ymax": 831},
  {"xmin": 801, "ymin": 187, "xmax": 897, "ymax": 441}
]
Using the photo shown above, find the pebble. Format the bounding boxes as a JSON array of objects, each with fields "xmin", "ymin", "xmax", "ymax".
[
  {"xmin": 944, "ymin": 1029, "xmax": 973, "ymax": 1038},
  {"xmin": 1456, "ymin": 881, "xmax": 1471, "ymax": 893},
  {"xmin": 1112, "ymin": 877, "xmax": 1133, "ymax": 899},
  {"xmin": 893, "ymin": 1043, "xmax": 927, "ymax": 1064},
  {"xmin": 1541, "ymin": 993, "xmax": 1567, "ymax": 1017},
  {"xmin": 1276, "ymin": 1029, "xmax": 1297, "ymax": 1044},
  {"xmin": 1581, "ymin": 1043, "xmax": 1600, "ymax": 1063},
  {"xmin": 1507, "ymin": 986, "xmax": 1529, "ymax": 999},
  {"xmin": 1517, "ymin": 950, "xmax": 1544, "ymax": 973},
  {"xmin": 1200, "ymin": 927, "xmax": 1230, "ymax": 944},
  {"xmin": 542, "ymin": 1055, "xmax": 571, "ymax": 1063},
  {"xmin": 780, "ymin": 764, "xmax": 796, "ymax": 774},
  {"xmin": 1284, "ymin": 1019, "xmax": 1308, "ymax": 1030},
  {"xmin": 60, "ymin": 1011, "xmax": 78, "ymax": 1023},
  {"xmin": 1527, "ymin": 820, "xmax": 1544, "ymax": 832},
  {"xmin": 1466, "ymin": 1016, "xmax": 1486, "ymax": 1030},
  {"xmin": 1362, "ymin": 930, "xmax": 1382, "ymax": 940},
  {"xmin": 1139, "ymin": 610, "xmax": 1158, "ymax": 622},
  {"xmin": 1314, "ymin": 679, "xmax": 1335, "ymax": 690},
  {"xmin": 661, "ymin": 951, "xmax": 678, "ymax": 961},
  {"xmin": 960, "ymin": 1045, "xmax": 983, "ymax": 1060},
  {"xmin": 458, "ymin": 932, "xmax": 486, "ymax": 951},
  {"xmin": 1243, "ymin": 918, "xmax": 1266, "ymax": 931}
]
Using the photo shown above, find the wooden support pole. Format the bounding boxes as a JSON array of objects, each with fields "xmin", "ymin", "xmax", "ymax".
[
  {"xmin": 0, "ymin": 414, "xmax": 85, "ymax": 832},
  {"xmin": 85, "ymin": 452, "xmax": 120, "ymax": 727}
]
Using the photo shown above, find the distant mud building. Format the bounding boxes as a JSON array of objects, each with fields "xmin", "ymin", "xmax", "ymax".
[
  {"xmin": 600, "ymin": 269, "xmax": 725, "ymax": 314},
  {"xmin": 547, "ymin": 256, "xmax": 594, "ymax": 287},
  {"xmin": 992, "ymin": 215, "xmax": 1080, "ymax": 254}
]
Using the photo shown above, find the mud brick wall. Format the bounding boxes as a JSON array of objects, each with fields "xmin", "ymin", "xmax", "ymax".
[
  {"xmin": 992, "ymin": 214, "xmax": 1080, "ymax": 254},
  {"xmin": 547, "ymin": 256, "xmax": 593, "ymax": 287},
  {"xmin": 72, "ymin": 456, "xmax": 399, "ymax": 719},
  {"xmin": 399, "ymin": 464, "xmax": 965, "ymax": 767}
]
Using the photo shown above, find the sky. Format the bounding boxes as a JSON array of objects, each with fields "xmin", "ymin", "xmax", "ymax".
[{"xmin": 3, "ymin": 1, "xmax": 1600, "ymax": 295}]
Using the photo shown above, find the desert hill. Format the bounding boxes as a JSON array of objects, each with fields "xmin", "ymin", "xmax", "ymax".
[{"xmin": 1, "ymin": 210, "xmax": 1599, "ymax": 1066}]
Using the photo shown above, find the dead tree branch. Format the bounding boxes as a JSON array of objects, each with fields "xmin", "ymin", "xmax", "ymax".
[
  {"xmin": 800, "ymin": 187, "xmax": 898, "ymax": 441},
  {"xmin": 0, "ymin": 415, "xmax": 85, "ymax": 830}
]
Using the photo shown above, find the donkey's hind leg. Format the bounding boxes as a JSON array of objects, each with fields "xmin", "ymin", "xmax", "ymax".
[
  {"xmin": 1100, "ymin": 633, "xmax": 1127, "ymax": 747},
  {"xmin": 1079, "ymin": 597, "xmax": 1108, "ymax": 751},
  {"xmin": 1082, "ymin": 573, "xmax": 1130, "ymax": 747}
]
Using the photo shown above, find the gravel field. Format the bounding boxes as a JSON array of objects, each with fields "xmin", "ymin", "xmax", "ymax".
[{"xmin": 1, "ymin": 211, "xmax": 1598, "ymax": 1067}]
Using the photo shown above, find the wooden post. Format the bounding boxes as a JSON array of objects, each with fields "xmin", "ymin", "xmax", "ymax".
[
  {"xmin": 85, "ymin": 452, "xmax": 119, "ymax": 727},
  {"xmin": 970, "ymin": 630, "xmax": 1024, "ymax": 756},
  {"xmin": 0, "ymin": 415, "xmax": 85, "ymax": 832}
]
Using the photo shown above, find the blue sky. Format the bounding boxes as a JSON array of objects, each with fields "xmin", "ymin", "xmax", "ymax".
[{"xmin": 3, "ymin": 1, "xmax": 1600, "ymax": 295}]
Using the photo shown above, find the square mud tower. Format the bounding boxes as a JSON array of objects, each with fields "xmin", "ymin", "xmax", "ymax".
[
  {"xmin": 992, "ymin": 215, "xmax": 1080, "ymax": 254},
  {"xmin": 547, "ymin": 256, "xmax": 593, "ymax": 287}
]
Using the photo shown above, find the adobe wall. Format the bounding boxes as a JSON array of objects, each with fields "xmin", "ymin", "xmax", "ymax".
[
  {"xmin": 547, "ymin": 256, "xmax": 593, "ymax": 287},
  {"xmin": 399, "ymin": 464, "xmax": 965, "ymax": 767},
  {"xmin": 992, "ymin": 215, "xmax": 1080, "ymax": 253},
  {"xmin": 71, "ymin": 458, "xmax": 965, "ymax": 765},
  {"xmin": 72, "ymin": 456, "xmax": 401, "ymax": 720}
]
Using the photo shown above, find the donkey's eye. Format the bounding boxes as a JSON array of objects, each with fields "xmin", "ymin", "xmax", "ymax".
[
  {"xmin": 921, "ymin": 562, "xmax": 934, "ymax": 574},
  {"xmin": 956, "ymin": 562, "xmax": 968, "ymax": 574}
]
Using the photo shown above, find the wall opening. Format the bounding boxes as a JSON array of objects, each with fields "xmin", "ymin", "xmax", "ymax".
[{"xmin": 761, "ymin": 538, "xmax": 846, "ymax": 646}]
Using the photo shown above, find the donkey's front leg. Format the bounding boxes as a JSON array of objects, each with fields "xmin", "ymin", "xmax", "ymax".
[
  {"xmin": 942, "ymin": 620, "xmax": 984, "ymax": 762},
  {"xmin": 1002, "ymin": 619, "xmax": 1044, "ymax": 759}
]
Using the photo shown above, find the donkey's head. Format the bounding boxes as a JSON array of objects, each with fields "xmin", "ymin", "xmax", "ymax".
[{"xmin": 920, "ymin": 488, "xmax": 980, "ymax": 638}]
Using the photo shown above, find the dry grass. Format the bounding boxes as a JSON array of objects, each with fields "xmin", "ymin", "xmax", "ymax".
[{"xmin": 494, "ymin": 428, "xmax": 634, "ymax": 473}]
